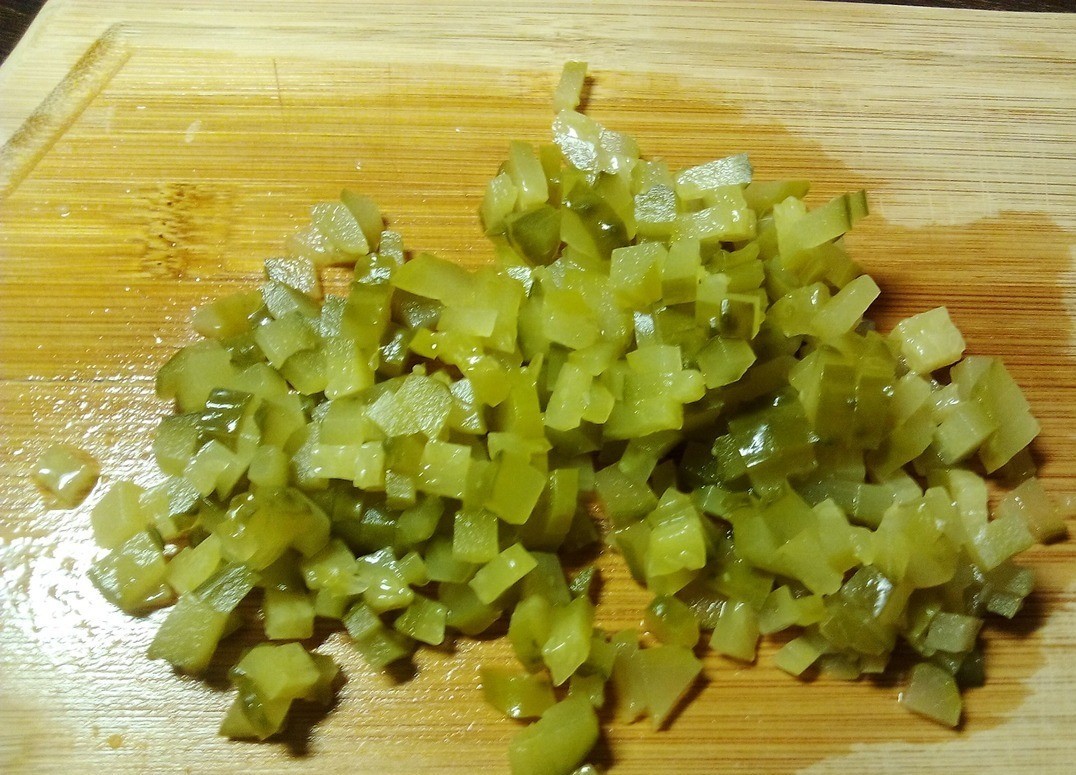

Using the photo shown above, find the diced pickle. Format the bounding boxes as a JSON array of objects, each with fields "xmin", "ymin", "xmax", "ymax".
[
  {"xmin": 508, "ymin": 696, "xmax": 599, "ymax": 775},
  {"xmin": 632, "ymin": 644, "xmax": 703, "ymax": 729},
  {"xmin": 541, "ymin": 596, "xmax": 595, "ymax": 685},
  {"xmin": 89, "ymin": 531, "xmax": 172, "ymax": 613},
  {"xmin": 482, "ymin": 666, "xmax": 557, "ymax": 719},
  {"xmin": 34, "ymin": 443, "xmax": 99, "ymax": 507},
  {"xmin": 470, "ymin": 543, "xmax": 538, "ymax": 605},
  {"xmin": 900, "ymin": 662, "xmax": 962, "ymax": 727},
  {"xmin": 644, "ymin": 595, "xmax": 700, "ymax": 648},
  {"xmin": 82, "ymin": 61, "xmax": 1051, "ymax": 762}
]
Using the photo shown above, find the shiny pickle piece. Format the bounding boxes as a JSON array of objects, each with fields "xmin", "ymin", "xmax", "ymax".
[
  {"xmin": 482, "ymin": 171, "xmax": 520, "ymax": 234},
  {"xmin": 485, "ymin": 453, "xmax": 547, "ymax": 525},
  {"xmin": 393, "ymin": 594, "xmax": 449, "ymax": 646},
  {"xmin": 996, "ymin": 477, "xmax": 1067, "ymax": 543},
  {"xmin": 630, "ymin": 644, "xmax": 703, "ymax": 729},
  {"xmin": 521, "ymin": 552, "xmax": 573, "ymax": 606},
  {"xmin": 507, "ymin": 205, "xmax": 562, "ymax": 266},
  {"xmin": 900, "ymin": 662, "xmax": 962, "ymax": 727},
  {"xmin": 709, "ymin": 600, "xmax": 760, "ymax": 662},
  {"xmin": 775, "ymin": 190, "xmax": 868, "ymax": 257},
  {"xmin": 440, "ymin": 581, "xmax": 501, "ymax": 636},
  {"xmin": 343, "ymin": 601, "xmax": 415, "ymax": 669},
  {"xmin": 470, "ymin": 543, "xmax": 539, "ymax": 605},
  {"xmin": 552, "ymin": 61, "xmax": 588, "ymax": 114},
  {"xmin": 562, "ymin": 182, "xmax": 630, "ymax": 259},
  {"xmin": 970, "ymin": 358, "xmax": 1041, "ymax": 473},
  {"xmin": 674, "ymin": 154, "xmax": 753, "ymax": 200},
  {"xmin": 518, "ymin": 467, "xmax": 581, "ymax": 551},
  {"xmin": 481, "ymin": 666, "xmax": 557, "ymax": 719},
  {"xmin": 453, "ymin": 508, "xmax": 500, "ymax": 564},
  {"xmin": 417, "ymin": 440, "xmax": 472, "ymax": 499},
  {"xmin": 340, "ymin": 189, "xmax": 385, "ymax": 251},
  {"xmin": 511, "ymin": 594, "xmax": 555, "ymax": 672},
  {"xmin": 644, "ymin": 595, "xmax": 700, "ymax": 648},
  {"xmin": 508, "ymin": 696, "xmax": 599, "ymax": 775},
  {"xmin": 166, "ymin": 534, "xmax": 223, "ymax": 595},
  {"xmin": 89, "ymin": 529, "xmax": 173, "ymax": 613},
  {"xmin": 90, "ymin": 480, "xmax": 148, "ymax": 549},
  {"xmin": 222, "ymin": 643, "xmax": 338, "ymax": 739},
  {"xmin": 263, "ymin": 585, "xmax": 315, "ymax": 641},
  {"xmin": 311, "ymin": 201, "xmax": 370, "ymax": 256},
  {"xmin": 506, "ymin": 141, "xmax": 551, "ymax": 210},
  {"xmin": 541, "ymin": 596, "xmax": 595, "ymax": 685},
  {"xmin": 34, "ymin": 443, "xmax": 99, "ymax": 508},
  {"xmin": 890, "ymin": 307, "xmax": 966, "ymax": 375},
  {"xmin": 193, "ymin": 289, "xmax": 265, "ymax": 340},
  {"xmin": 773, "ymin": 634, "xmax": 826, "ymax": 677},
  {"xmin": 148, "ymin": 564, "xmax": 257, "ymax": 673}
]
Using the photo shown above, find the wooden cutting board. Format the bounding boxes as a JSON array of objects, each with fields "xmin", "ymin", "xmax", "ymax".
[{"xmin": 1, "ymin": 1, "xmax": 1074, "ymax": 773}]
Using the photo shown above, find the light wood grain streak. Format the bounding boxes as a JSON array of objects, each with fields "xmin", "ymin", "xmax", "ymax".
[{"xmin": 1, "ymin": 3, "xmax": 1075, "ymax": 775}]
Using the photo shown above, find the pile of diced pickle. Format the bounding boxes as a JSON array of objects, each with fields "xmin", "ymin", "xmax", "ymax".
[{"xmin": 40, "ymin": 63, "xmax": 1069, "ymax": 772}]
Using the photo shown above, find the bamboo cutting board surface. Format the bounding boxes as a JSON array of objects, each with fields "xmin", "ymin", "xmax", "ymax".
[{"xmin": 1, "ymin": 1, "xmax": 1075, "ymax": 773}]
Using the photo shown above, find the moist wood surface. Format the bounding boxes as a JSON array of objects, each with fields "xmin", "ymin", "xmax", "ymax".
[{"xmin": 0, "ymin": 2, "xmax": 1074, "ymax": 773}]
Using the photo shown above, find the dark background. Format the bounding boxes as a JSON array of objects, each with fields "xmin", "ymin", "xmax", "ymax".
[{"xmin": 0, "ymin": 0, "xmax": 1073, "ymax": 63}]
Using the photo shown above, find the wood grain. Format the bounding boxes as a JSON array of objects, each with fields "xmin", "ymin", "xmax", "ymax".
[
  {"xmin": 838, "ymin": 0, "xmax": 1076, "ymax": 10},
  {"xmin": 1, "ymin": 2, "xmax": 1074, "ymax": 774},
  {"xmin": 2, "ymin": 0, "xmax": 1073, "ymax": 66}
]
